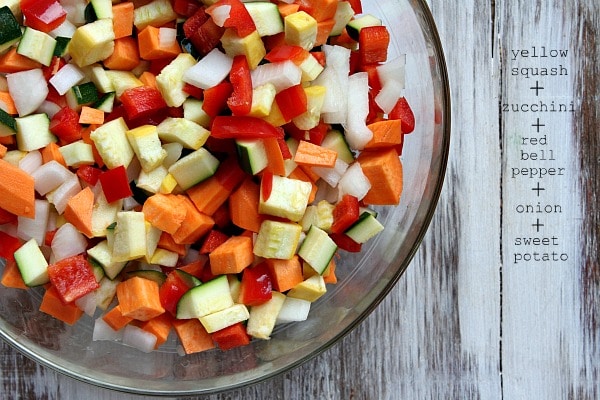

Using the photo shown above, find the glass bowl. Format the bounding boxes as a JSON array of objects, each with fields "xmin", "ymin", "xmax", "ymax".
[{"xmin": 0, "ymin": 0, "xmax": 449, "ymax": 395}]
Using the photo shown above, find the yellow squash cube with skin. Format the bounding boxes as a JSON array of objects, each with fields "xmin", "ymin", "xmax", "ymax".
[
  {"xmin": 258, "ymin": 175, "xmax": 312, "ymax": 222},
  {"xmin": 126, "ymin": 125, "xmax": 167, "ymax": 172},
  {"xmin": 133, "ymin": 0, "xmax": 177, "ymax": 31},
  {"xmin": 284, "ymin": 11, "xmax": 317, "ymax": 50},
  {"xmin": 156, "ymin": 53, "xmax": 196, "ymax": 107},
  {"xmin": 90, "ymin": 117, "xmax": 135, "ymax": 169},
  {"xmin": 156, "ymin": 117, "xmax": 210, "ymax": 150},
  {"xmin": 112, "ymin": 211, "xmax": 147, "ymax": 262},
  {"xmin": 68, "ymin": 19, "xmax": 115, "ymax": 67},
  {"xmin": 220, "ymin": 29, "xmax": 266, "ymax": 70},
  {"xmin": 292, "ymin": 85, "xmax": 326, "ymax": 130},
  {"xmin": 249, "ymin": 83, "xmax": 277, "ymax": 118}
]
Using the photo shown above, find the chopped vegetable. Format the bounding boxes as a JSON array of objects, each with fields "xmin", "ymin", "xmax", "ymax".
[{"xmin": 0, "ymin": 0, "xmax": 417, "ymax": 356}]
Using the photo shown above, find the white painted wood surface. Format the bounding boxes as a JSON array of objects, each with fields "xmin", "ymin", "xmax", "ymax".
[{"xmin": 1, "ymin": 1, "xmax": 598, "ymax": 398}]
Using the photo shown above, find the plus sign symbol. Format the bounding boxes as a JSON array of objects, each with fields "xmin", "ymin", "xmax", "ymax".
[{"xmin": 530, "ymin": 80, "xmax": 544, "ymax": 96}]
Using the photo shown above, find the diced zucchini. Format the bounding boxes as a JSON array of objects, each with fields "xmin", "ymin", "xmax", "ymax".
[
  {"xmin": 133, "ymin": 0, "xmax": 177, "ymax": 31},
  {"xmin": 126, "ymin": 270, "xmax": 167, "ymax": 286},
  {"xmin": 90, "ymin": 0, "xmax": 113, "ymax": 19},
  {"xmin": 156, "ymin": 53, "xmax": 196, "ymax": 107},
  {"xmin": 92, "ymin": 91, "xmax": 115, "ymax": 113},
  {"xmin": 66, "ymin": 81, "xmax": 99, "ymax": 110},
  {"xmin": 126, "ymin": 125, "xmax": 167, "ymax": 172},
  {"xmin": 244, "ymin": 2, "xmax": 284, "ymax": 37},
  {"xmin": 253, "ymin": 220, "xmax": 302, "ymax": 260},
  {"xmin": 68, "ymin": 18, "xmax": 115, "ymax": 67},
  {"xmin": 275, "ymin": 296, "xmax": 311, "ymax": 324},
  {"xmin": 346, "ymin": 14, "xmax": 382, "ymax": 40},
  {"xmin": 321, "ymin": 129, "xmax": 355, "ymax": 163},
  {"xmin": 236, "ymin": 138, "xmax": 268, "ymax": 175},
  {"xmin": 287, "ymin": 274, "xmax": 327, "ymax": 302},
  {"xmin": 168, "ymin": 147, "xmax": 219, "ymax": 190},
  {"xmin": 182, "ymin": 97, "xmax": 211, "ymax": 127},
  {"xmin": 87, "ymin": 240, "xmax": 127, "ymax": 280},
  {"xmin": 15, "ymin": 113, "xmax": 56, "ymax": 152},
  {"xmin": 300, "ymin": 200, "xmax": 334, "ymax": 232},
  {"xmin": 148, "ymin": 248, "xmax": 179, "ymax": 267},
  {"xmin": 104, "ymin": 70, "xmax": 143, "ymax": 98},
  {"xmin": 176, "ymin": 275, "xmax": 234, "ymax": 319},
  {"xmin": 17, "ymin": 27, "xmax": 57, "ymax": 66},
  {"xmin": 284, "ymin": 11, "xmax": 317, "ymax": 50},
  {"xmin": 199, "ymin": 304, "xmax": 250, "ymax": 333},
  {"xmin": 0, "ymin": 6, "xmax": 22, "ymax": 53},
  {"xmin": 345, "ymin": 212, "xmax": 384, "ymax": 243},
  {"xmin": 95, "ymin": 276, "xmax": 120, "ymax": 310},
  {"xmin": 14, "ymin": 238, "xmax": 49, "ymax": 287},
  {"xmin": 53, "ymin": 37, "xmax": 71, "ymax": 57},
  {"xmin": 58, "ymin": 140, "xmax": 95, "ymax": 167},
  {"xmin": 156, "ymin": 117, "xmax": 210, "ymax": 150},
  {"xmin": 137, "ymin": 165, "xmax": 168, "ymax": 194},
  {"xmin": 91, "ymin": 191, "xmax": 123, "ymax": 237},
  {"xmin": 246, "ymin": 291, "xmax": 286, "ymax": 340},
  {"xmin": 258, "ymin": 175, "xmax": 312, "ymax": 222},
  {"xmin": 297, "ymin": 225, "xmax": 337, "ymax": 275},
  {"xmin": 0, "ymin": 108, "xmax": 16, "ymax": 137},
  {"xmin": 145, "ymin": 221, "xmax": 162, "ymax": 259},
  {"xmin": 89, "ymin": 64, "xmax": 114, "ymax": 93},
  {"xmin": 90, "ymin": 117, "xmax": 135, "ymax": 169}
]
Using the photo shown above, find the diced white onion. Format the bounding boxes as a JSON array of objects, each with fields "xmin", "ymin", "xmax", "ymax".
[
  {"xmin": 375, "ymin": 79, "xmax": 404, "ymax": 114},
  {"xmin": 51, "ymin": 222, "xmax": 88, "ymax": 261},
  {"xmin": 251, "ymin": 60, "xmax": 302, "ymax": 92},
  {"xmin": 61, "ymin": 0, "xmax": 87, "ymax": 25},
  {"xmin": 343, "ymin": 72, "xmax": 372, "ymax": 150},
  {"xmin": 376, "ymin": 55, "xmax": 406, "ymax": 87},
  {"xmin": 7, "ymin": 69, "xmax": 49, "ymax": 117},
  {"xmin": 75, "ymin": 291, "xmax": 97, "ymax": 316},
  {"xmin": 337, "ymin": 162, "xmax": 372, "ymax": 201},
  {"xmin": 313, "ymin": 67, "xmax": 342, "ymax": 114},
  {"xmin": 183, "ymin": 48, "xmax": 233, "ymax": 90},
  {"xmin": 93, "ymin": 317, "xmax": 123, "ymax": 342},
  {"xmin": 17, "ymin": 199, "xmax": 50, "ymax": 245},
  {"xmin": 312, "ymin": 158, "xmax": 349, "ymax": 187},
  {"xmin": 18, "ymin": 150, "xmax": 43, "ymax": 175},
  {"xmin": 37, "ymin": 100, "xmax": 62, "ymax": 119},
  {"xmin": 31, "ymin": 160, "xmax": 74, "ymax": 196},
  {"xmin": 158, "ymin": 27, "xmax": 178, "ymax": 49},
  {"xmin": 313, "ymin": 178, "xmax": 341, "ymax": 204},
  {"xmin": 123, "ymin": 325, "xmax": 158, "ymax": 353},
  {"xmin": 46, "ymin": 175, "xmax": 81, "ymax": 214},
  {"xmin": 275, "ymin": 297, "xmax": 311, "ymax": 324},
  {"xmin": 49, "ymin": 19, "xmax": 77, "ymax": 38},
  {"xmin": 50, "ymin": 63, "xmax": 85, "ymax": 95},
  {"xmin": 209, "ymin": 4, "xmax": 231, "ymax": 27},
  {"xmin": 319, "ymin": 45, "xmax": 350, "ymax": 124}
]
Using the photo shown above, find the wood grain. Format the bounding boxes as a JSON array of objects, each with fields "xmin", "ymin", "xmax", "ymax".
[{"xmin": 1, "ymin": 1, "xmax": 598, "ymax": 399}]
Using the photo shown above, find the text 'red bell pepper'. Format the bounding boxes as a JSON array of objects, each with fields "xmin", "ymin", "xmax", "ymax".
[
  {"xmin": 99, "ymin": 165, "xmax": 133, "ymax": 203},
  {"xmin": 238, "ymin": 262, "xmax": 272, "ymax": 306},
  {"xmin": 47, "ymin": 254, "xmax": 100, "ymax": 304},
  {"xmin": 21, "ymin": 0, "xmax": 67, "ymax": 33},
  {"xmin": 227, "ymin": 55, "xmax": 252, "ymax": 116},
  {"xmin": 211, "ymin": 116, "xmax": 280, "ymax": 139}
]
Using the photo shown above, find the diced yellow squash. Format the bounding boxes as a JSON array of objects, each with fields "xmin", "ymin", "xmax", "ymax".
[
  {"xmin": 112, "ymin": 211, "xmax": 147, "ymax": 262},
  {"xmin": 133, "ymin": 0, "xmax": 177, "ymax": 30},
  {"xmin": 292, "ymin": 85, "xmax": 326, "ymax": 130},
  {"xmin": 253, "ymin": 220, "xmax": 302, "ymax": 260},
  {"xmin": 284, "ymin": 11, "xmax": 317, "ymax": 50},
  {"xmin": 90, "ymin": 117, "xmax": 135, "ymax": 169},
  {"xmin": 68, "ymin": 19, "xmax": 115, "ymax": 67},
  {"xmin": 287, "ymin": 275, "xmax": 327, "ymax": 302},
  {"xmin": 156, "ymin": 53, "xmax": 196, "ymax": 107},
  {"xmin": 220, "ymin": 29, "xmax": 265, "ymax": 70},
  {"xmin": 126, "ymin": 125, "xmax": 167, "ymax": 172},
  {"xmin": 248, "ymin": 83, "xmax": 276, "ymax": 118},
  {"xmin": 156, "ymin": 117, "xmax": 210, "ymax": 150}
]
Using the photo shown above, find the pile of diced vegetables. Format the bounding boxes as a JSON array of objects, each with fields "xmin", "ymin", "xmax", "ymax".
[{"xmin": 0, "ymin": 0, "xmax": 415, "ymax": 354}]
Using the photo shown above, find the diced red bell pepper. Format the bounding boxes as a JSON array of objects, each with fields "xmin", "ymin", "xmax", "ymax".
[
  {"xmin": 202, "ymin": 81, "xmax": 233, "ymax": 117},
  {"xmin": 275, "ymin": 84, "xmax": 307, "ymax": 121},
  {"xmin": 47, "ymin": 255, "xmax": 100, "ymax": 304},
  {"xmin": 238, "ymin": 262, "xmax": 272, "ymax": 306},
  {"xmin": 308, "ymin": 122, "xmax": 329, "ymax": 145},
  {"xmin": 21, "ymin": 0, "xmax": 67, "ymax": 33},
  {"xmin": 183, "ymin": 7, "xmax": 210, "ymax": 37},
  {"xmin": 330, "ymin": 232, "xmax": 362, "ymax": 253},
  {"xmin": 44, "ymin": 229, "xmax": 57, "ymax": 247},
  {"xmin": 265, "ymin": 45, "xmax": 309, "ymax": 64},
  {"xmin": 389, "ymin": 97, "xmax": 415, "ymax": 134},
  {"xmin": 276, "ymin": 133, "xmax": 292, "ymax": 159},
  {"xmin": 0, "ymin": 232, "xmax": 21, "ymax": 262},
  {"xmin": 173, "ymin": 0, "xmax": 201, "ymax": 17},
  {"xmin": 261, "ymin": 170, "xmax": 273, "ymax": 202},
  {"xmin": 227, "ymin": 55, "xmax": 252, "ymax": 116},
  {"xmin": 43, "ymin": 57, "xmax": 66, "ymax": 81},
  {"xmin": 199, "ymin": 229, "xmax": 230, "ymax": 254},
  {"xmin": 330, "ymin": 194, "xmax": 360, "ymax": 234},
  {"xmin": 76, "ymin": 165, "xmax": 102, "ymax": 186},
  {"xmin": 49, "ymin": 106, "xmax": 82, "ymax": 145},
  {"xmin": 211, "ymin": 116, "xmax": 280, "ymax": 139},
  {"xmin": 159, "ymin": 269, "xmax": 198, "ymax": 315},
  {"xmin": 99, "ymin": 166, "xmax": 133, "ymax": 203},
  {"xmin": 183, "ymin": 83, "xmax": 204, "ymax": 99},
  {"xmin": 0, "ymin": 208, "xmax": 17, "ymax": 225},
  {"xmin": 347, "ymin": 0, "xmax": 362, "ymax": 14},
  {"xmin": 206, "ymin": 0, "xmax": 256, "ymax": 38},
  {"xmin": 358, "ymin": 26, "xmax": 390, "ymax": 65},
  {"xmin": 120, "ymin": 86, "xmax": 168, "ymax": 121},
  {"xmin": 212, "ymin": 322, "xmax": 251, "ymax": 351},
  {"xmin": 189, "ymin": 18, "xmax": 225, "ymax": 57}
]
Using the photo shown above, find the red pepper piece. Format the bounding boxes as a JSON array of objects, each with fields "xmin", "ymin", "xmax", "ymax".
[
  {"xmin": 42, "ymin": 57, "xmax": 66, "ymax": 81},
  {"xmin": 265, "ymin": 45, "xmax": 309, "ymax": 64},
  {"xmin": 0, "ymin": 208, "xmax": 17, "ymax": 225},
  {"xmin": 199, "ymin": 229, "xmax": 229, "ymax": 254},
  {"xmin": 329, "ymin": 232, "xmax": 362, "ymax": 253},
  {"xmin": 389, "ymin": 97, "xmax": 415, "ymax": 134},
  {"xmin": 211, "ymin": 116, "xmax": 280, "ymax": 139},
  {"xmin": 44, "ymin": 229, "xmax": 57, "ymax": 247},
  {"xmin": 206, "ymin": 0, "xmax": 256, "ymax": 38},
  {"xmin": 190, "ymin": 18, "xmax": 225, "ymax": 57},
  {"xmin": 183, "ymin": 7, "xmax": 210, "ymax": 37},
  {"xmin": 76, "ymin": 165, "xmax": 103, "ymax": 186},
  {"xmin": 47, "ymin": 255, "xmax": 100, "ymax": 304},
  {"xmin": 49, "ymin": 106, "xmax": 82, "ymax": 145},
  {"xmin": 120, "ymin": 86, "xmax": 168, "ymax": 121},
  {"xmin": 99, "ymin": 166, "xmax": 133, "ymax": 203},
  {"xmin": 330, "ymin": 194, "xmax": 360, "ymax": 234},
  {"xmin": 183, "ymin": 83, "xmax": 204, "ymax": 99},
  {"xmin": 276, "ymin": 133, "xmax": 292, "ymax": 159},
  {"xmin": 308, "ymin": 122, "xmax": 329, "ymax": 146},
  {"xmin": 0, "ymin": 232, "xmax": 21, "ymax": 262},
  {"xmin": 173, "ymin": 0, "xmax": 201, "ymax": 17},
  {"xmin": 212, "ymin": 322, "xmax": 251, "ymax": 351},
  {"xmin": 275, "ymin": 84, "xmax": 307, "ymax": 121},
  {"xmin": 261, "ymin": 170, "xmax": 273, "ymax": 202},
  {"xmin": 238, "ymin": 262, "xmax": 273, "ymax": 306},
  {"xmin": 358, "ymin": 25, "xmax": 390, "ymax": 65},
  {"xmin": 347, "ymin": 0, "xmax": 362, "ymax": 14},
  {"xmin": 21, "ymin": 0, "xmax": 67, "ymax": 33},
  {"xmin": 159, "ymin": 270, "xmax": 198, "ymax": 316},
  {"xmin": 227, "ymin": 55, "xmax": 252, "ymax": 116},
  {"xmin": 202, "ymin": 81, "xmax": 233, "ymax": 117}
]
